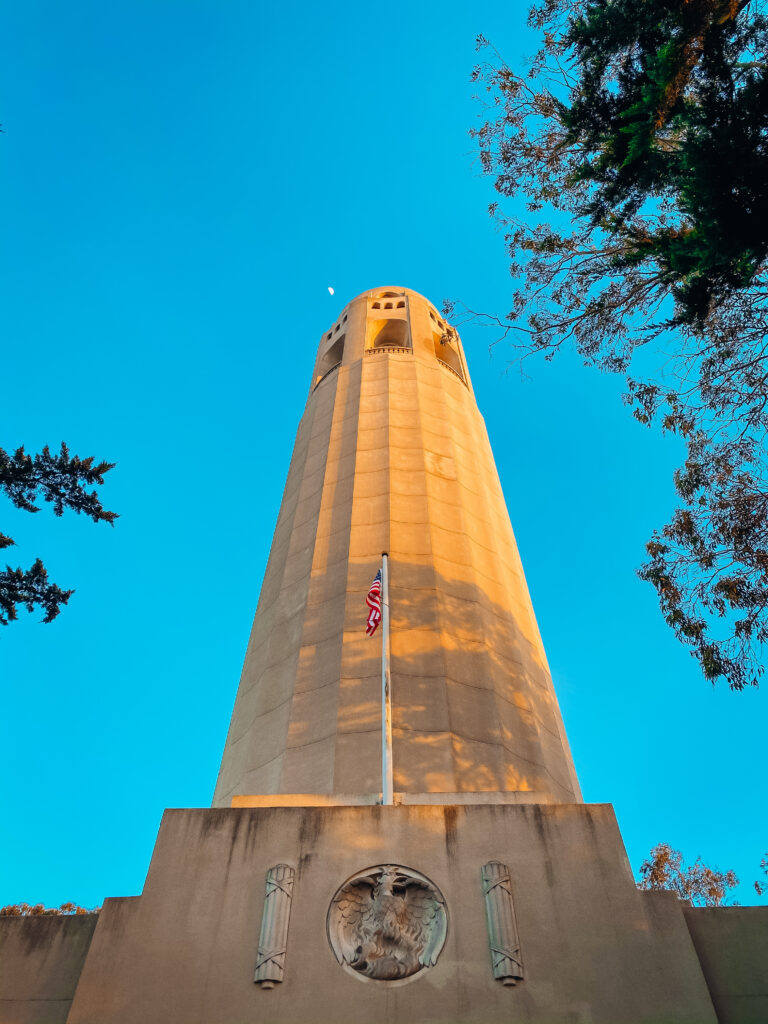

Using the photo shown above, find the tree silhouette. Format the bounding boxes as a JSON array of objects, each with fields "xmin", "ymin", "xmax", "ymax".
[
  {"xmin": 465, "ymin": 0, "xmax": 768, "ymax": 689},
  {"xmin": 1, "ymin": 443, "xmax": 117, "ymax": 625},
  {"xmin": 637, "ymin": 842, "xmax": 739, "ymax": 906}
]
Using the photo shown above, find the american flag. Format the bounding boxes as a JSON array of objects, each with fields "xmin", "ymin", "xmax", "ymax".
[{"xmin": 365, "ymin": 569, "xmax": 382, "ymax": 636}]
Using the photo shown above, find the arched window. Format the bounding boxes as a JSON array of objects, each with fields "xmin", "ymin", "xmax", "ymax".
[
  {"xmin": 314, "ymin": 334, "xmax": 345, "ymax": 388},
  {"xmin": 433, "ymin": 325, "xmax": 466, "ymax": 383},
  {"xmin": 368, "ymin": 318, "xmax": 410, "ymax": 350}
]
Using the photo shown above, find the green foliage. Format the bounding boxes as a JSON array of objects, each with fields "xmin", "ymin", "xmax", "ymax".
[
  {"xmin": 637, "ymin": 842, "xmax": 739, "ymax": 906},
  {"xmin": 0, "ymin": 443, "xmax": 117, "ymax": 625},
  {"xmin": 466, "ymin": 0, "xmax": 768, "ymax": 688},
  {"xmin": 0, "ymin": 559, "xmax": 74, "ymax": 625}
]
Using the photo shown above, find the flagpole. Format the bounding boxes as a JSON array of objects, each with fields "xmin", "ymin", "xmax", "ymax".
[{"xmin": 381, "ymin": 552, "xmax": 393, "ymax": 806}]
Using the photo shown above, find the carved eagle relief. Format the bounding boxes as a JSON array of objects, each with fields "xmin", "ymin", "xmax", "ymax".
[{"xmin": 327, "ymin": 864, "xmax": 448, "ymax": 981}]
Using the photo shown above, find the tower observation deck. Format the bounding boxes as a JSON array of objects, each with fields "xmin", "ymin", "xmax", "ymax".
[{"xmin": 214, "ymin": 286, "xmax": 581, "ymax": 806}]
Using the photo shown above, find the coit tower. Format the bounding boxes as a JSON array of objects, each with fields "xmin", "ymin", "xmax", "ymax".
[
  {"xmin": 214, "ymin": 286, "xmax": 581, "ymax": 807},
  {"xmin": 14, "ymin": 287, "xmax": 740, "ymax": 1024}
]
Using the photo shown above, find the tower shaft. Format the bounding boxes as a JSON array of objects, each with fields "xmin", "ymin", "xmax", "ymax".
[{"xmin": 213, "ymin": 288, "xmax": 580, "ymax": 806}]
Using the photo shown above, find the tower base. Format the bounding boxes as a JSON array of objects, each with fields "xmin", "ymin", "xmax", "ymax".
[{"xmin": 3, "ymin": 802, "xmax": 767, "ymax": 1023}]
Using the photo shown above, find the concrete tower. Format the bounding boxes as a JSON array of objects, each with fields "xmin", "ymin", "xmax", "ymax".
[
  {"xmin": 3, "ymin": 287, "xmax": 766, "ymax": 1024},
  {"xmin": 214, "ymin": 286, "xmax": 580, "ymax": 806}
]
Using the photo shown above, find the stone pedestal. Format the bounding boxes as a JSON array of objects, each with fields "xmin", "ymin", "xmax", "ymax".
[{"xmin": 65, "ymin": 802, "xmax": 719, "ymax": 1024}]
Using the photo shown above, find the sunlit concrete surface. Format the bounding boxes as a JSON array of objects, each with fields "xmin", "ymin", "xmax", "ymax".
[
  {"xmin": 213, "ymin": 288, "xmax": 580, "ymax": 806},
  {"xmin": 65, "ymin": 804, "xmax": 719, "ymax": 1024}
]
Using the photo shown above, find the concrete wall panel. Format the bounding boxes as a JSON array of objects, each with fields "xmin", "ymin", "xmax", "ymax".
[
  {"xmin": 64, "ymin": 804, "xmax": 721, "ymax": 1024},
  {"xmin": 0, "ymin": 913, "xmax": 98, "ymax": 1024},
  {"xmin": 684, "ymin": 906, "xmax": 768, "ymax": 1024}
]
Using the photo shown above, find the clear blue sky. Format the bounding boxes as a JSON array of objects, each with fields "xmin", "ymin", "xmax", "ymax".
[{"xmin": 2, "ymin": 0, "xmax": 765, "ymax": 909}]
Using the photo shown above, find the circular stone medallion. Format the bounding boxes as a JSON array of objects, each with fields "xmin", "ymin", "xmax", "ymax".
[{"xmin": 327, "ymin": 864, "xmax": 448, "ymax": 983}]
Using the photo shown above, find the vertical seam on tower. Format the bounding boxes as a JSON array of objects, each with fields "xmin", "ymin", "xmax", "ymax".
[
  {"xmin": 332, "ymin": 343, "xmax": 387, "ymax": 794},
  {"xmin": 403, "ymin": 307, "xmax": 455, "ymax": 793},
  {"xmin": 213, "ymin": 387, "xmax": 326, "ymax": 805},
  {"xmin": 472, "ymin": 413, "xmax": 580, "ymax": 801},
  {"xmin": 279, "ymin": 368, "xmax": 351, "ymax": 794}
]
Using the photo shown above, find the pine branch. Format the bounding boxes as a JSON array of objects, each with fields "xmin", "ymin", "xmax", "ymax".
[
  {"xmin": 0, "ymin": 443, "xmax": 117, "ymax": 524},
  {"xmin": 0, "ymin": 559, "xmax": 74, "ymax": 625}
]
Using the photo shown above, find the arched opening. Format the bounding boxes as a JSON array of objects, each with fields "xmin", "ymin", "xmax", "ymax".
[
  {"xmin": 369, "ymin": 318, "xmax": 410, "ymax": 350},
  {"xmin": 314, "ymin": 334, "xmax": 345, "ymax": 387},
  {"xmin": 433, "ymin": 327, "xmax": 466, "ymax": 383}
]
